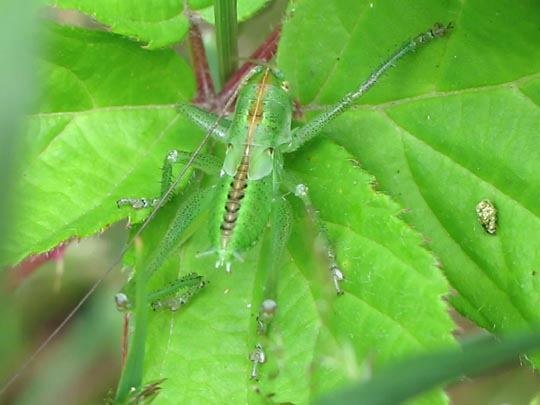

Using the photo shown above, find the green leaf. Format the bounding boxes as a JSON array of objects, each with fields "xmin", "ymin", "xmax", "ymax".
[
  {"xmin": 50, "ymin": 0, "xmax": 270, "ymax": 49},
  {"xmin": 51, "ymin": 0, "xmax": 189, "ymax": 49},
  {"xmin": 1, "ymin": 22, "xmax": 197, "ymax": 265},
  {"xmin": 279, "ymin": 0, "xmax": 540, "ymax": 363}
]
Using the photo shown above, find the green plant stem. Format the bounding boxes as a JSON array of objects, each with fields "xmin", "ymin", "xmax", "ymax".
[
  {"xmin": 214, "ymin": 0, "xmax": 238, "ymax": 87},
  {"xmin": 114, "ymin": 239, "xmax": 148, "ymax": 402}
]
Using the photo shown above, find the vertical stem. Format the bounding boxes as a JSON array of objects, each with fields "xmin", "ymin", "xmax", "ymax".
[
  {"xmin": 114, "ymin": 237, "xmax": 148, "ymax": 402},
  {"xmin": 214, "ymin": 0, "xmax": 238, "ymax": 87}
]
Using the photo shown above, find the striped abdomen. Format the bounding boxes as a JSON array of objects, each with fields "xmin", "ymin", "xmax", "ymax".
[{"xmin": 220, "ymin": 153, "xmax": 249, "ymax": 250}]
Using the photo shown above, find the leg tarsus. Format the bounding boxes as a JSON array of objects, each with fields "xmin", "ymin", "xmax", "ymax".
[
  {"xmin": 330, "ymin": 261, "xmax": 345, "ymax": 296},
  {"xmin": 249, "ymin": 344, "xmax": 266, "ymax": 380},
  {"xmin": 250, "ymin": 299, "xmax": 277, "ymax": 379},
  {"xmin": 117, "ymin": 197, "xmax": 160, "ymax": 209}
]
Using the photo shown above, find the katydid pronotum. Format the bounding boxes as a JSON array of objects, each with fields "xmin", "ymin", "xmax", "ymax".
[{"xmin": 111, "ymin": 22, "xmax": 452, "ymax": 402}]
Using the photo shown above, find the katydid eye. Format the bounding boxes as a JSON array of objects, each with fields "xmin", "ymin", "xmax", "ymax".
[{"xmin": 281, "ymin": 81, "xmax": 290, "ymax": 92}]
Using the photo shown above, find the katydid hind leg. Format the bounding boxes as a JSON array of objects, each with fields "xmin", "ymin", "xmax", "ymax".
[
  {"xmin": 284, "ymin": 22, "xmax": 452, "ymax": 152},
  {"xmin": 249, "ymin": 197, "xmax": 292, "ymax": 379}
]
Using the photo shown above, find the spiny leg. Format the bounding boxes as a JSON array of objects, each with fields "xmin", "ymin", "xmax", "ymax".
[
  {"xmin": 249, "ymin": 197, "xmax": 292, "ymax": 379},
  {"xmin": 115, "ymin": 272, "xmax": 208, "ymax": 312},
  {"xmin": 117, "ymin": 187, "xmax": 215, "ymax": 310},
  {"xmin": 176, "ymin": 103, "xmax": 231, "ymax": 138},
  {"xmin": 117, "ymin": 150, "xmax": 221, "ymax": 209},
  {"xmin": 284, "ymin": 22, "xmax": 452, "ymax": 152}
]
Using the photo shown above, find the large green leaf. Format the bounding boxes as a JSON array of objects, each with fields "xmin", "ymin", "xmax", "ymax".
[{"xmin": 278, "ymin": 0, "xmax": 540, "ymax": 358}]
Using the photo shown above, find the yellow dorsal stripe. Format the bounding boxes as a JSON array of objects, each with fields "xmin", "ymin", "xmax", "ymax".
[{"xmin": 244, "ymin": 67, "xmax": 271, "ymax": 155}]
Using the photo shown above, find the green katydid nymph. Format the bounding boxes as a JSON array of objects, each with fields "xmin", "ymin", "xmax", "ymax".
[{"xmin": 113, "ymin": 22, "xmax": 453, "ymax": 402}]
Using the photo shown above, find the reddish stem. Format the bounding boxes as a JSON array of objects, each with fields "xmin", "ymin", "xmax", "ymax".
[
  {"xmin": 188, "ymin": 17, "xmax": 216, "ymax": 104},
  {"xmin": 121, "ymin": 312, "xmax": 130, "ymax": 366},
  {"xmin": 217, "ymin": 25, "xmax": 282, "ymax": 110}
]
